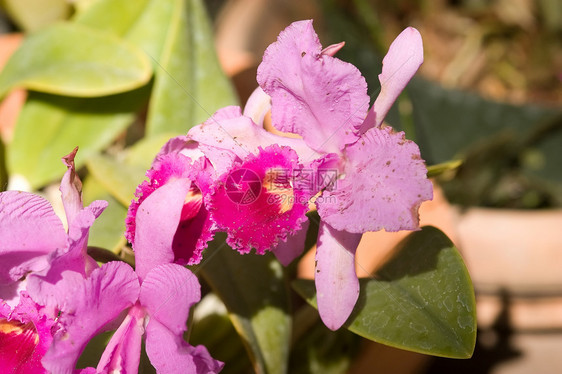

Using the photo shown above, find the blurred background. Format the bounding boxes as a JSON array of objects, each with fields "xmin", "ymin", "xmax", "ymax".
[{"xmin": 1, "ymin": 0, "xmax": 561, "ymax": 373}]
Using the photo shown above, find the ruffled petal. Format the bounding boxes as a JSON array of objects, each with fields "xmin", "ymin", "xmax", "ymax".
[
  {"xmin": 188, "ymin": 107, "xmax": 319, "ymax": 174},
  {"xmin": 257, "ymin": 20, "xmax": 369, "ymax": 153},
  {"xmin": 0, "ymin": 292, "xmax": 53, "ymax": 374},
  {"xmin": 361, "ymin": 27, "xmax": 424, "ymax": 132},
  {"xmin": 25, "ymin": 200, "xmax": 108, "ymax": 309},
  {"xmin": 140, "ymin": 264, "xmax": 222, "ymax": 373},
  {"xmin": 208, "ymin": 145, "xmax": 310, "ymax": 254},
  {"xmin": 139, "ymin": 264, "xmax": 200, "ymax": 335},
  {"xmin": 126, "ymin": 153, "xmax": 215, "ymax": 267},
  {"xmin": 96, "ymin": 304, "xmax": 145, "ymax": 374},
  {"xmin": 0, "ymin": 191, "xmax": 67, "ymax": 283},
  {"xmin": 314, "ymin": 222, "xmax": 361, "ymax": 331},
  {"xmin": 317, "ymin": 126, "xmax": 433, "ymax": 233},
  {"xmin": 145, "ymin": 319, "xmax": 223, "ymax": 374},
  {"xmin": 39, "ymin": 262, "xmax": 139, "ymax": 374}
]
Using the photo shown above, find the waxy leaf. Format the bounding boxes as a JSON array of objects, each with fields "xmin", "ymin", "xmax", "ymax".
[
  {"xmin": 74, "ymin": 0, "xmax": 173, "ymax": 61},
  {"xmin": 7, "ymin": 86, "xmax": 149, "ymax": 188},
  {"xmin": 0, "ymin": 0, "xmax": 71, "ymax": 32},
  {"xmin": 293, "ymin": 226, "xmax": 476, "ymax": 359},
  {"xmin": 0, "ymin": 22, "xmax": 151, "ymax": 98},
  {"xmin": 85, "ymin": 154, "xmax": 147, "ymax": 207},
  {"xmin": 197, "ymin": 235, "xmax": 291, "ymax": 374},
  {"xmin": 145, "ymin": 0, "xmax": 237, "ymax": 135}
]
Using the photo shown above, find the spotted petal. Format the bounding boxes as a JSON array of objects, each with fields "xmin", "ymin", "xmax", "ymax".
[
  {"xmin": 317, "ymin": 126, "xmax": 433, "ymax": 233},
  {"xmin": 257, "ymin": 20, "xmax": 369, "ymax": 153},
  {"xmin": 208, "ymin": 145, "xmax": 310, "ymax": 254}
]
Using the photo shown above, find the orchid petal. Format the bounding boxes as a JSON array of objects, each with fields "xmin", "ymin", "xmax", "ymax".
[
  {"xmin": 257, "ymin": 20, "xmax": 369, "ymax": 153},
  {"xmin": 208, "ymin": 145, "xmax": 310, "ymax": 254},
  {"xmin": 361, "ymin": 27, "xmax": 423, "ymax": 132},
  {"xmin": 154, "ymin": 135, "xmax": 208, "ymax": 170},
  {"xmin": 60, "ymin": 147, "xmax": 83, "ymax": 225},
  {"xmin": 272, "ymin": 218, "xmax": 310, "ymax": 266},
  {"xmin": 188, "ymin": 107, "xmax": 317, "ymax": 173},
  {"xmin": 25, "ymin": 200, "xmax": 108, "ymax": 309},
  {"xmin": 40, "ymin": 262, "xmax": 139, "ymax": 374},
  {"xmin": 140, "ymin": 264, "xmax": 200, "ymax": 335},
  {"xmin": 0, "ymin": 292, "xmax": 54, "ymax": 374},
  {"xmin": 243, "ymin": 87, "xmax": 271, "ymax": 127},
  {"xmin": 145, "ymin": 318, "xmax": 223, "ymax": 374},
  {"xmin": 96, "ymin": 304, "xmax": 144, "ymax": 374},
  {"xmin": 318, "ymin": 126, "xmax": 432, "ymax": 233},
  {"xmin": 134, "ymin": 178, "xmax": 191, "ymax": 280},
  {"xmin": 315, "ymin": 222, "xmax": 362, "ymax": 331},
  {"xmin": 321, "ymin": 41, "xmax": 345, "ymax": 57},
  {"xmin": 0, "ymin": 191, "xmax": 67, "ymax": 283}
]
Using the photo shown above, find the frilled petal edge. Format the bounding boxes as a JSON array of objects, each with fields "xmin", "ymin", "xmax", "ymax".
[{"xmin": 317, "ymin": 126, "xmax": 433, "ymax": 233}]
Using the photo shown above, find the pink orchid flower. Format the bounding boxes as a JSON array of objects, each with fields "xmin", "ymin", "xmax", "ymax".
[
  {"xmin": 256, "ymin": 20, "xmax": 433, "ymax": 330},
  {"xmin": 30, "ymin": 261, "xmax": 221, "ymax": 374},
  {"xmin": 0, "ymin": 148, "xmax": 107, "ymax": 373},
  {"xmin": 125, "ymin": 103, "xmax": 322, "ymax": 262}
]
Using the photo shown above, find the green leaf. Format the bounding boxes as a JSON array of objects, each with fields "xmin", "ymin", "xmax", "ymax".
[
  {"xmin": 197, "ymin": 235, "xmax": 291, "ymax": 374},
  {"xmin": 74, "ymin": 0, "xmax": 174, "ymax": 61},
  {"xmin": 0, "ymin": 0, "xmax": 71, "ymax": 32},
  {"xmin": 293, "ymin": 226, "xmax": 476, "ymax": 359},
  {"xmin": 289, "ymin": 305, "xmax": 361, "ymax": 374},
  {"xmin": 123, "ymin": 132, "xmax": 178, "ymax": 170},
  {"xmin": 0, "ymin": 22, "xmax": 151, "ymax": 98},
  {"xmin": 7, "ymin": 86, "xmax": 149, "ymax": 188},
  {"xmin": 85, "ymin": 154, "xmax": 147, "ymax": 207},
  {"xmin": 145, "ymin": 0, "xmax": 237, "ymax": 135},
  {"xmin": 82, "ymin": 176, "xmax": 128, "ymax": 252}
]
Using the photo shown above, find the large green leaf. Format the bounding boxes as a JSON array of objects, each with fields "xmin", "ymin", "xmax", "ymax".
[
  {"xmin": 293, "ymin": 226, "xmax": 476, "ymax": 359},
  {"xmin": 197, "ymin": 235, "xmax": 291, "ymax": 374},
  {"xmin": 74, "ymin": 0, "xmax": 174, "ymax": 61},
  {"xmin": 85, "ymin": 154, "xmax": 147, "ymax": 207},
  {"xmin": 145, "ymin": 0, "xmax": 237, "ymax": 135},
  {"xmin": 7, "ymin": 86, "xmax": 149, "ymax": 188},
  {"xmin": 0, "ymin": 0, "xmax": 71, "ymax": 32},
  {"xmin": 0, "ymin": 22, "xmax": 151, "ymax": 98}
]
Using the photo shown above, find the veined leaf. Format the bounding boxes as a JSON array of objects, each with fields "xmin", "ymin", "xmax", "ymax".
[
  {"xmin": 0, "ymin": 22, "xmax": 151, "ymax": 98},
  {"xmin": 145, "ymin": 0, "xmax": 237, "ymax": 135},
  {"xmin": 7, "ymin": 86, "xmax": 150, "ymax": 188},
  {"xmin": 293, "ymin": 226, "xmax": 476, "ymax": 359}
]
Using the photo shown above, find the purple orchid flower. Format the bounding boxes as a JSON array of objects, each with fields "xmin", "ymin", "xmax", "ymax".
[
  {"xmin": 0, "ymin": 148, "xmax": 107, "ymax": 373},
  {"xmin": 256, "ymin": 20, "xmax": 433, "ymax": 330},
  {"xmin": 125, "ymin": 102, "xmax": 321, "ymax": 261},
  {"xmin": 2, "ymin": 148, "xmax": 220, "ymax": 373},
  {"xmin": 29, "ymin": 260, "xmax": 221, "ymax": 374}
]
